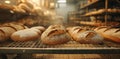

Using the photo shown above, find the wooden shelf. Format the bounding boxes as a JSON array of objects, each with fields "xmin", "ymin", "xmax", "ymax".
[
  {"xmin": 80, "ymin": 21, "xmax": 119, "ymax": 26},
  {"xmin": 80, "ymin": 21, "xmax": 103, "ymax": 26},
  {"xmin": 80, "ymin": 0, "xmax": 101, "ymax": 9},
  {"xmin": 80, "ymin": 0, "xmax": 120, "ymax": 9},
  {"xmin": 84, "ymin": 9, "xmax": 120, "ymax": 16}
]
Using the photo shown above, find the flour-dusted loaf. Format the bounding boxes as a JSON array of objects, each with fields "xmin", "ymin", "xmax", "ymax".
[
  {"xmin": 11, "ymin": 26, "xmax": 45, "ymax": 41},
  {"xmin": 11, "ymin": 29, "xmax": 39, "ymax": 41},
  {"xmin": 94, "ymin": 26, "xmax": 120, "ymax": 43},
  {"xmin": 67, "ymin": 26, "xmax": 104, "ymax": 44},
  {"xmin": 41, "ymin": 25, "xmax": 71, "ymax": 45},
  {"xmin": 0, "ymin": 24, "xmax": 28, "ymax": 42}
]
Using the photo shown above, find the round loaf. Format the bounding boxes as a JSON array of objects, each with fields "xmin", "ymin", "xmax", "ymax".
[{"xmin": 41, "ymin": 25, "xmax": 70, "ymax": 45}]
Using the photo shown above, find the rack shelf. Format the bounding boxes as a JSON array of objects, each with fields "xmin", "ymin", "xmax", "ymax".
[
  {"xmin": 80, "ymin": 0, "xmax": 101, "ymax": 9},
  {"xmin": 79, "ymin": 0, "xmax": 120, "ymax": 26},
  {"xmin": 0, "ymin": 40, "xmax": 120, "ymax": 54},
  {"xmin": 84, "ymin": 9, "xmax": 120, "ymax": 16}
]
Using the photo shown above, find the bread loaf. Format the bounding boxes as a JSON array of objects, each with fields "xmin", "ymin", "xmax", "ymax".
[
  {"xmin": 0, "ymin": 24, "xmax": 28, "ymax": 42},
  {"xmin": 67, "ymin": 26, "xmax": 103, "ymax": 44},
  {"xmin": 11, "ymin": 29, "xmax": 39, "ymax": 41},
  {"xmin": 11, "ymin": 26, "xmax": 45, "ymax": 41},
  {"xmin": 94, "ymin": 26, "xmax": 120, "ymax": 43},
  {"xmin": 41, "ymin": 25, "xmax": 70, "ymax": 45}
]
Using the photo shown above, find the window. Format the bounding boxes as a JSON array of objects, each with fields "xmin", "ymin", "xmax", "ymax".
[{"xmin": 57, "ymin": 0, "xmax": 66, "ymax": 3}]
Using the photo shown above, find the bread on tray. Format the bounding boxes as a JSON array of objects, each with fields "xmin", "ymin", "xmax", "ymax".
[
  {"xmin": 41, "ymin": 25, "xmax": 70, "ymax": 45},
  {"xmin": 67, "ymin": 26, "xmax": 104, "ymax": 44}
]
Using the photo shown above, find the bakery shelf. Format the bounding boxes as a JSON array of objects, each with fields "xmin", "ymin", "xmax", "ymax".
[
  {"xmin": 80, "ymin": 0, "xmax": 102, "ymax": 9},
  {"xmin": 84, "ymin": 9, "xmax": 120, "ymax": 16},
  {"xmin": 0, "ymin": 40, "xmax": 120, "ymax": 54},
  {"xmin": 80, "ymin": 21, "xmax": 103, "ymax": 26},
  {"xmin": 80, "ymin": 0, "xmax": 120, "ymax": 9}
]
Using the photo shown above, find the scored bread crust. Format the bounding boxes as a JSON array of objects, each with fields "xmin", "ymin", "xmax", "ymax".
[
  {"xmin": 94, "ymin": 26, "xmax": 120, "ymax": 43},
  {"xmin": 41, "ymin": 25, "xmax": 70, "ymax": 45},
  {"xmin": 67, "ymin": 26, "xmax": 103, "ymax": 44}
]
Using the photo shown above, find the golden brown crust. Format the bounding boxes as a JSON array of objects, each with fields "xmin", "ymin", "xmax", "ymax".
[
  {"xmin": 85, "ymin": 32, "xmax": 96, "ymax": 38},
  {"xmin": 94, "ymin": 26, "xmax": 120, "ymax": 43},
  {"xmin": 96, "ymin": 26, "xmax": 107, "ymax": 30},
  {"xmin": 67, "ymin": 26, "xmax": 103, "ymax": 44},
  {"xmin": 11, "ymin": 29, "xmax": 40, "ymax": 41},
  {"xmin": 41, "ymin": 25, "xmax": 70, "ymax": 45},
  {"xmin": 115, "ymin": 29, "xmax": 120, "ymax": 33}
]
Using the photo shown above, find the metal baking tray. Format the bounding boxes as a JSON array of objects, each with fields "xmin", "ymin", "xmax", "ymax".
[{"xmin": 0, "ymin": 40, "xmax": 120, "ymax": 54}]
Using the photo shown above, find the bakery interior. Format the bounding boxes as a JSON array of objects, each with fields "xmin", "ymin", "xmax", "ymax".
[{"xmin": 0, "ymin": 0, "xmax": 120, "ymax": 59}]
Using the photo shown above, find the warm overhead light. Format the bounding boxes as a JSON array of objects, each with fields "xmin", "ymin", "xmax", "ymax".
[
  {"xmin": 5, "ymin": 0, "xmax": 11, "ymax": 4},
  {"xmin": 50, "ymin": 2, "xmax": 55, "ymax": 8},
  {"xmin": 50, "ymin": 3, "xmax": 55, "ymax": 6},
  {"xmin": 57, "ymin": 0, "xmax": 66, "ymax": 3}
]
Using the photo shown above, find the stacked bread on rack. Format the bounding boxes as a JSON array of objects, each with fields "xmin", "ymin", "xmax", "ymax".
[
  {"xmin": 41, "ymin": 25, "xmax": 71, "ymax": 45},
  {"xmin": 11, "ymin": 26, "xmax": 45, "ymax": 41},
  {"xmin": 67, "ymin": 26, "xmax": 104, "ymax": 44},
  {"xmin": 85, "ymin": 9, "xmax": 120, "ymax": 16},
  {"xmin": 94, "ymin": 26, "xmax": 120, "ymax": 43},
  {"xmin": 0, "ymin": 24, "xmax": 27, "ymax": 42}
]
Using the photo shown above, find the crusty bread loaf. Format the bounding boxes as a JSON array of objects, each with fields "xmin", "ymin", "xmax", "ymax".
[
  {"xmin": 11, "ymin": 29, "xmax": 40, "ymax": 41},
  {"xmin": 0, "ymin": 24, "xmax": 28, "ymax": 42},
  {"xmin": 67, "ymin": 26, "xmax": 104, "ymax": 44},
  {"xmin": 11, "ymin": 26, "xmax": 45, "ymax": 41},
  {"xmin": 41, "ymin": 25, "xmax": 70, "ymax": 45},
  {"xmin": 94, "ymin": 26, "xmax": 120, "ymax": 43}
]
